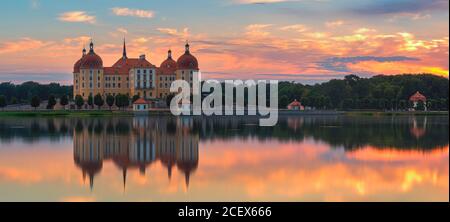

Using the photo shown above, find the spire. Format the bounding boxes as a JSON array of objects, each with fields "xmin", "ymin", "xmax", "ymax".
[
  {"xmin": 168, "ymin": 49, "xmax": 172, "ymax": 59},
  {"xmin": 122, "ymin": 168, "xmax": 127, "ymax": 190},
  {"xmin": 185, "ymin": 41, "xmax": 190, "ymax": 53},
  {"xmin": 122, "ymin": 38, "xmax": 127, "ymax": 59},
  {"xmin": 89, "ymin": 39, "xmax": 94, "ymax": 53},
  {"xmin": 82, "ymin": 44, "xmax": 86, "ymax": 56}
]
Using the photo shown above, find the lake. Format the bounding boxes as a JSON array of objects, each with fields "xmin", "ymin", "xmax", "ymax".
[{"xmin": 0, "ymin": 115, "xmax": 448, "ymax": 202}]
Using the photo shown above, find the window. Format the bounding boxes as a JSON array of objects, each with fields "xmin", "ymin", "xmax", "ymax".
[
  {"xmin": 118, "ymin": 77, "xmax": 121, "ymax": 81},
  {"xmin": 144, "ymin": 70, "xmax": 147, "ymax": 74},
  {"xmin": 137, "ymin": 70, "xmax": 141, "ymax": 74},
  {"xmin": 118, "ymin": 83, "xmax": 121, "ymax": 88}
]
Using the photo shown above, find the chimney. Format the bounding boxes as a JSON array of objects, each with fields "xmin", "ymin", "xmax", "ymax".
[{"xmin": 139, "ymin": 54, "xmax": 146, "ymax": 60}]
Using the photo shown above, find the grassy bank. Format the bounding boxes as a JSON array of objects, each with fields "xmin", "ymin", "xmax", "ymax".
[
  {"xmin": 0, "ymin": 110, "xmax": 448, "ymax": 117},
  {"xmin": 344, "ymin": 111, "xmax": 449, "ymax": 116},
  {"xmin": 0, "ymin": 110, "xmax": 133, "ymax": 117}
]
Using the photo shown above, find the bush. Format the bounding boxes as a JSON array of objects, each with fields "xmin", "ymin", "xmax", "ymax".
[
  {"xmin": 0, "ymin": 95, "xmax": 6, "ymax": 109},
  {"xmin": 94, "ymin": 93, "xmax": 104, "ymax": 110},
  {"xmin": 31, "ymin": 96, "xmax": 41, "ymax": 110},
  {"xmin": 60, "ymin": 95, "xmax": 69, "ymax": 109},
  {"xmin": 75, "ymin": 95, "xmax": 84, "ymax": 109},
  {"xmin": 47, "ymin": 95, "xmax": 57, "ymax": 109},
  {"xmin": 106, "ymin": 94, "xmax": 114, "ymax": 110}
]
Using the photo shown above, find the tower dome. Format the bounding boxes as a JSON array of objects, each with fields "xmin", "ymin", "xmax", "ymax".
[
  {"xmin": 73, "ymin": 47, "xmax": 86, "ymax": 73},
  {"xmin": 80, "ymin": 40, "xmax": 103, "ymax": 69},
  {"xmin": 177, "ymin": 42, "xmax": 198, "ymax": 70},
  {"xmin": 160, "ymin": 50, "xmax": 177, "ymax": 74}
]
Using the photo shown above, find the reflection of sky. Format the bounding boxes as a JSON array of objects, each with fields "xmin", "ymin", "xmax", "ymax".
[
  {"xmin": 0, "ymin": 138, "xmax": 448, "ymax": 202},
  {"xmin": 0, "ymin": 0, "xmax": 448, "ymax": 84}
]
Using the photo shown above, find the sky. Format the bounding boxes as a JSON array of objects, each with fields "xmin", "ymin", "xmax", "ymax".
[{"xmin": 0, "ymin": 0, "xmax": 448, "ymax": 84}]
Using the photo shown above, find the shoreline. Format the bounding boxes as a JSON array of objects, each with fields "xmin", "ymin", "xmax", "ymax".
[{"xmin": 0, "ymin": 110, "xmax": 448, "ymax": 117}]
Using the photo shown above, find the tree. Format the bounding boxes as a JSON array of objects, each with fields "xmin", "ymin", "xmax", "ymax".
[
  {"xmin": 106, "ymin": 94, "xmax": 115, "ymax": 110},
  {"xmin": 132, "ymin": 94, "xmax": 140, "ymax": 103},
  {"xmin": 166, "ymin": 94, "xmax": 175, "ymax": 107},
  {"xmin": 342, "ymin": 99, "xmax": 353, "ymax": 110},
  {"xmin": 115, "ymin": 94, "xmax": 129, "ymax": 110},
  {"xmin": 75, "ymin": 95, "xmax": 84, "ymax": 109},
  {"xmin": 279, "ymin": 95, "xmax": 289, "ymax": 109},
  {"xmin": 31, "ymin": 96, "xmax": 40, "ymax": 110},
  {"xmin": 47, "ymin": 95, "xmax": 57, "ymax": 110},
  {"xmin": 94, "ymin": 93, "xmax": 104, "ymax": 110},
  {"xmin": 87, "ymin": 94, "xmax": 94, "ymax": 109},
  {"xmin": 10, "ymin": 97, "xmax": 17, "ymax": 104},
  {"xmin": 60, "ymin": 95, "xmax": 68, "ymax": 110},
  {"xmin": 0, "ymin": 95, "xmax": 6, "ymax": 110},
  {"xmin": 398, "ymin": 100, "xmax": 407, "ymax": 111}
]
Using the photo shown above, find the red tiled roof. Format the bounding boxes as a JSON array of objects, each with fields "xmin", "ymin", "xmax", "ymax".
[
  {"xmin": 159, "ymin": 57, "xmax": 177, "ymax": 75},
  {"xmin": 80, "ymin": 52, "xmax": 103, "ymax": 69},
  {"xmin": 288, "ymin": 99, "xmax": 302, "ymax": 107},
  {"xmin": 177, "ymin": 52, "xmax": 199, "ymax": 70},
  {"xmin": 105, "ymin": 57, "xmax": 156, "ymax": 75},
  {"xmin": 409, "ymin": 91, "xmax": 426, "ymax": 102},
  {"xmin": 133, "ymin": 98, "xmax": 149, "ymax": 105}
]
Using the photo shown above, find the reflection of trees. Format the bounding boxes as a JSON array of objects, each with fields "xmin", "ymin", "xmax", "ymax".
[
  {"xmin": 196, "ymin": 116, "xmax": 449, "ymax": 151},
  {"xmin": 1, "ymin": 115, "xmax": 448, "ymax": 152},
  {"xmin": 0, "ymin": 117, "xmax": 74, "ymax": 143}
]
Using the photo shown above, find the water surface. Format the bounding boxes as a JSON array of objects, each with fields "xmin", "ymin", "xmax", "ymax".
[{"xmin": 0, "ymin": 115, "xmax": 448, "ymax": 201}]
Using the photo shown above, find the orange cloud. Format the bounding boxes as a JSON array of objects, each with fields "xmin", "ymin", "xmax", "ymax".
[{"xmin": 58, "ymin": 11, "xmax": 96, "ymax": 24}]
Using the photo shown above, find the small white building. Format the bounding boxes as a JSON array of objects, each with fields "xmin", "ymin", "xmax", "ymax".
[{"xmin": 133, "ymin": 98, "xmax": 150, "ymax": 111}]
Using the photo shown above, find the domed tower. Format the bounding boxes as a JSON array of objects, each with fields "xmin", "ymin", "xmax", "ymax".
[
  {"xmin": 157, "ymin": 49, "xmax": 178, "ymax": 98},
  {"xmin": 73, "ymin": 47, "xmax": 86, "ymax": 99},
  {"xmin": 176, "ymin": 42, "xmax": 199, "ymax": 88},
  {"xmin": 79, "ymin": 40, "xmax": 104, "ymax": 100}
]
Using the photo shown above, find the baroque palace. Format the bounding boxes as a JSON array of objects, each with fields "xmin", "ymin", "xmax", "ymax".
[{"xmin": 73, "ymin": 40, "xmax": 199, "ymax": 100}]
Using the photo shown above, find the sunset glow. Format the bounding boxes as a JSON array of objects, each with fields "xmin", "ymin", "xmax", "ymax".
[{"xmin": 0, "ymin": 0, "xmax": 448, "ymax": 84}]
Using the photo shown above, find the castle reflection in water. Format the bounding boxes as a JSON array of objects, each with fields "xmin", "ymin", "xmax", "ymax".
[{"xmin": 73, "ymin": 117, "xmax": 199, "ymax": 189}]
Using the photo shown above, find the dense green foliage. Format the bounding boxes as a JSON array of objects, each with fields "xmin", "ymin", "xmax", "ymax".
[
  {"xmin": 47, "ymin": 95, "xmax": 57, "ymax": 109},
  {"xmin": 278, "ymin": 74, "xmax": 449, "ymax": 110},
  {"xmin": 115, "ymin": 94, "xmax": 130, "ymax": 110},
  {"xmin": 94, "ymin": 93, "xmax": 104, "ymax": 109},
  {"xmin": 0, "ymin": 95, "xmax": 6, "ymax": 109},
  {"xmin": 0, "ymin": 81, "xmax": 72, "ymax": 104},
  {"xmin": 75, "ymin": 95, "xmax": 84, "ymax": 109},
  {"xmin": 106, "ymin": 94, "xmax": 115, "ymax": 109},
  {"xmin": 59, "ymin": 95, "xmax": 69, "ymax": 109},
  {"xmin": 30, "ymin": 96, "xmax": 40, "ymax": 109}
]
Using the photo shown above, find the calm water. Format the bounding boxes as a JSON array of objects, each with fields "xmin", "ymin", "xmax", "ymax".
[{"xmin": 0, "ymin": 115, "xmax": 448, "ymax": 202}]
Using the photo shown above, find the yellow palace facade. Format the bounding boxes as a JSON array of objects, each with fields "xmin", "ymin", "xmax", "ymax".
[{"xmin": 73, "ymin": 40, "xmax": 199, "ymax": 100}]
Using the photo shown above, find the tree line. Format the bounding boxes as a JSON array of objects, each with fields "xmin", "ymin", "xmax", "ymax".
[
  {"xmin": 1, "ymin": 74, "xmax": 449, "ymax": 111},
  {"xmin": 278, "ymin": 74, "xmax": 449, "ymax": 110}
]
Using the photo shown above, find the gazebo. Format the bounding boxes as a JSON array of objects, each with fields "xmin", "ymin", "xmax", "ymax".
[
  {"xmin": 409, "ymin": 91, "xmax": 427, "ymax": 110},
  {"xmin": 287, "ymin": 99, "xmax": 304, "ymax": 111},
  {"xmin": 133, "ymin": 98, "xmax": 151, "ymax": 111}
]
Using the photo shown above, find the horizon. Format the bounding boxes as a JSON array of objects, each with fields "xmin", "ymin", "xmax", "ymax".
[{"xmin": 0, "ymin": 0, "xmax": 448, "ymax": 84}]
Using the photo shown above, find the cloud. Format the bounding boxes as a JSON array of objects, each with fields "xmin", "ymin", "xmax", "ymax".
[
  {"xmin": 0, "ymin": 38, "xmax": 49, "ymax": 54},
  {"xmin": 58, "ymin": 11, "xmax": 96, "ymax": 24},
  {"xmin": 353, "ymin": 0, "xmax": 448, "ymax": 15},
  {"xmin": 280, "ymin": 24, "xmax": 308, "ymax": 33},
  {"xmin": 325, "ymin": 20, "xmax": 344, "ymax": 28},
  {"xmin": 111, "ymin": 7, "xmax": 154, "ymax": 19},
  {"xmin": 318, "ymin": 56, "xmax": 420, "ymax": 73},
  {"xmin": 232, "ymin": 0, "xmax": 300, "ymax": 4}
]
